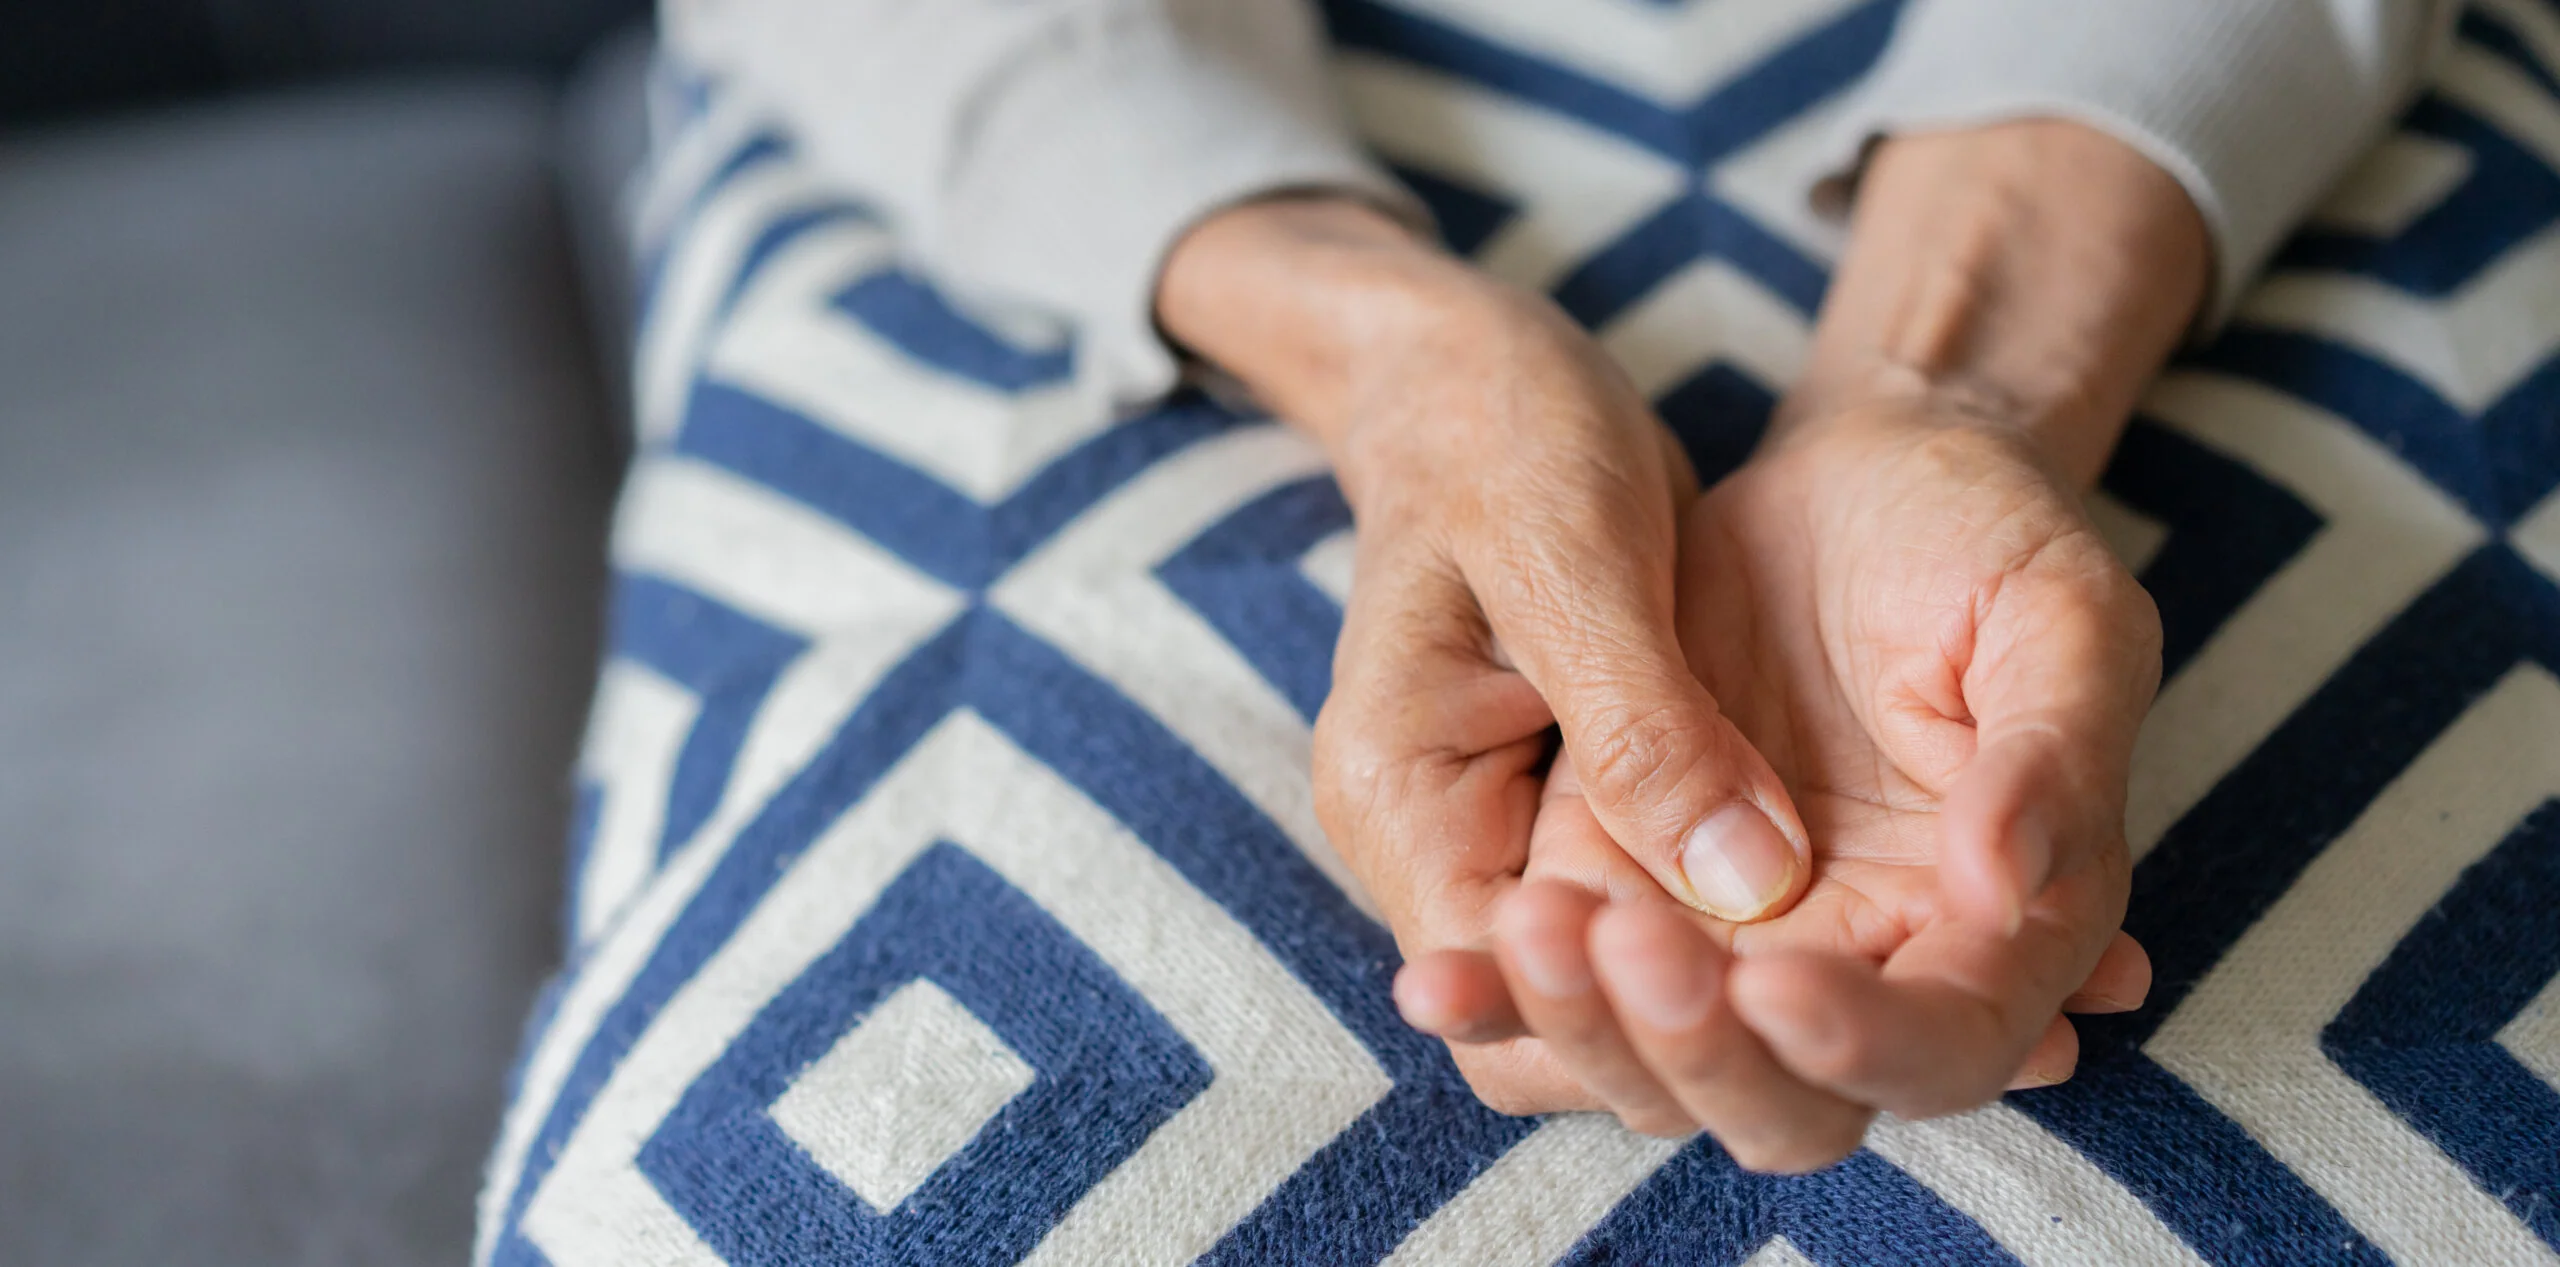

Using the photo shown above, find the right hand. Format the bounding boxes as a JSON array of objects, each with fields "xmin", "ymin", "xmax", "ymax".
[
  {"xmin": 1399, "ymin": 403, "xmax": 2165, "ymax": 1169},
  {"xmin": 1156, "ymin": 197, "xmax": 1822, "ymax": 1116},
  {"xmin": 1386, "ymin": 119, "xmax": 2204, "ymax": 1165}
]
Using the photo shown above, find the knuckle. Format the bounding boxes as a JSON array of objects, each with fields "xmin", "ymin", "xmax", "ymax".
[
  {"xmin": 2111, "ymin": 571, "xmax": 2167, "ymax": 698},
  {"xmin": 1311, "ymin": 705, "xmax": 1393, "ymax": 799},
  {"xmin": 2050, "ymin": 535, "xmax": 2161, "ymax": 660},
  {"xmin": 1541, "ymin": 1006, "xmax": 1624, "ymax": 1052},
  {"xmin": 1309, "ymin": 709, "xmax": 1389, "ymax": 833},
  {"xmin": 1472, "ymin": 534, "xmax": 1581, "ymax": 636},
  {"xmin": 2074, "ymin": 534, "xmax": 2158, "ymax": 632},
  {"xmin": 2094, "ymin": 828, "xmax": 2136, "ymax": 904},
  {"xmin": 1574, "ymin": 702, "xmax": 1714, "ymax": 814},
  {"xmin": 1309, "ymin": 706, "xmax": 1436, "ymax": 896},
  {"xmin": 1468, "ymin": 487, "xmax": 1667, "ymax": 626},
  {"xmin": 2009, "ymin": 528, "xmax": 2166, "ymax": 714}
]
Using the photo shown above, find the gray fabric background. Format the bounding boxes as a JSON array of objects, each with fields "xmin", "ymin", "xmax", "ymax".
[
  {"xmin": 556, "ymin": 24, "xmax": 656, "ymax": 436},
  {"xmin": 0, "ymin": 77, "xmax": 618, "ymax": 1264}
]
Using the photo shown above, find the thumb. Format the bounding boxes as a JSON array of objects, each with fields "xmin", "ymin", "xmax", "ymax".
[
  {"xmin": 1469, "ymin": 540, "xmax": 1810, "ymax": 923},
  {"xmin": 1941, "ymin": 560, "xmax": 2159, "ymax": 933},
  {"xmin": 1939, "ymin": 729, "xmax": 2072, "ymax": 935}
]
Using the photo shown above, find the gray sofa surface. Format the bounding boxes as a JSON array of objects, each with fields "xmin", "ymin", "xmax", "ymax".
[{"xmin": 0, "ymin": 76, "xmax": 617, "ymax": 1265}]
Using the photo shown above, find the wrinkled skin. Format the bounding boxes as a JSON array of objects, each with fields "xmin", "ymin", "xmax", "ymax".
[{"xmin": 1396, "ymin": 401, "xmax": 2162, "ymax": 1170}]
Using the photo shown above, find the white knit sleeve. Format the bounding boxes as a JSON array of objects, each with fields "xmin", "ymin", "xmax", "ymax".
[
  {"xmin": 662, "ymin": 0, "xmax": 1417, "ymax": 405},
  {"xmin": 1814, "ymin": 0, "xmax": 2463, "ymax": 326}
]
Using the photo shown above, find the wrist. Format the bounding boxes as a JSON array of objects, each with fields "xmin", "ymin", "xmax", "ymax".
[
  {"xmin": 1784, "ymin": 120, "xmax": 2209, "ymax": 486},
  {"xmin": 1155, "ymin": 195, "xmax": 1486, "ymax": 453},
  {"xmin": 1158, "ymin": 195, "xmax": 1684, "ymax": 524}
]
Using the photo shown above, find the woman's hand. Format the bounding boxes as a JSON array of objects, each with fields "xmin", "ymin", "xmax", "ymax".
[
  {"xmin": 1401, "ymin": 398, "xmax": 2164, "ymax": 1167},
  {"xmin": 1393, "ymin": 118, "xmax": 2212, "ymax": 1165},
  {"xmin": 1157, "ymin": 198, "xmax": 1823, "ymax": 1112}
]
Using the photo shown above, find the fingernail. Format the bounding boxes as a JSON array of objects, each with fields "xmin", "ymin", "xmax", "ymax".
[{"xmin": 1681, "ymin": 804, "xmax": 1797, "ymax": 921}]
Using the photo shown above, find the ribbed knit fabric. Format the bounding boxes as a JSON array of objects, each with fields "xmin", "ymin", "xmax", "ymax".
[
  {"xmin": 670, "ymin": 0, "xmax": 2455, "ymax": 389},
  {"xmin": 661, "ymin": 0, "xmax": 1419, "ymax": 408},
  {"xmin": 1816, "ymin": 0, "xmax": 2462, "ymax": 328}
]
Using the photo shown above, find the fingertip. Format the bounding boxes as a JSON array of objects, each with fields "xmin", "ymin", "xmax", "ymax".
[
  {"xmin": 1725, "ymin": 1115, "xmax": 1873, "ymax": 1176},
  {"xmin": 1391, "ymin": 959, "xmax": 1457, "ymax": 1034},
  {"xmin": 2064, "ymin": 930, "xmax": 2153, "ymax": 1014},
  {"xmin": 1448, "ymin": 1042, "xmax": 1609, "ymax": 1118},
  {"xmin": 1551, "ymin": 688, "xmax": 1810, "ymax": 927},
  {"xmin": 1394, "ymin": 950, "xmax": 1521, "ymax": 1041},
  {"xmin": 2006, "ymin": 1015, "xmax": 2081, "ymax": 1090}
]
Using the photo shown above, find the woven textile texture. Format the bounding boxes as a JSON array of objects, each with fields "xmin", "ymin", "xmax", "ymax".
[{"xmin": 477, "ymin": 1, "xmax": 2560, "ymax": 1262}]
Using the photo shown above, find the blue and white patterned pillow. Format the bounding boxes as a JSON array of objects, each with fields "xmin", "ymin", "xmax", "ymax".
[{"xmin": 478, "ymin": 2, "xmax": 2560, "ymax": 1262}]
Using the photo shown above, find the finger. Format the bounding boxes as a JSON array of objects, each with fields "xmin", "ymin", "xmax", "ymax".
[
  {"xmin": 1395, "ymin": 950, "xmax": 1525, "ymax": 1044},
  {"xmin": 1732, "ymin": 953, "xmax": 2014, "ymax": 1117},
  {"xmin": 1589, "ymin": 900, "xmax": 1873, "ymax": 1172},
  {"xmin": 1394, "ymin": 747, "xmax": 1670, "ymax": 1047},
  {"xmin": 2006, "ymin": 1015, "xmax": 2080, "ymax": 1090},
  {"xmin": 1938, "ymin": 730, "xmax": 2065, "ymax": 936},
  {"xmin": 1394, "ymin": 955, "xmax": 1610, "ymax": 1117},
  {"xmin": 1761, "ymin": 556, "xmax": 2146, "ymax": 1116},
  {"xmin": 1521, "ymin": 749, "xmax": 1688, "ymax": 905},
  {"xmin": 1493, "ymin": 882, "xmax": 1695, "ymax": 1136},
  {"xmin": 1462, "ymin": 493, "xmax": 1810, "ymax": 924},
  {"xmin": 1395, "ymin": 755, "xmax": 1656, "ymax": 1047},
  {"xmin": 1448, "ymin": 1038, "xmax": 1607, "ymax": 1117},
  {"xmin": 1315, "ymin": 545, "xmax": 1552, "ymax": 946},
  {"xmin": 1941, "ymin": 552, "xmax": 2158, "ymax": 933},
  {"xmin": 2063, "ymin": 930, "xmax": 2151, "ymax": 1014},
  {"xmin": 1731, "ymin": 893, "xmax": 2108, "ymax": 1118}
]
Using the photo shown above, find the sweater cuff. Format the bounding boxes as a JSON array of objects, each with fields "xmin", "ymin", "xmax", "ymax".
[
  {"xmin": 1809, "ymin": 0, "xmax": 2455, "ymax": 331},
  {"xmin": 936, "ymin": 6, "xmax": 1423, "ymax": 408}
]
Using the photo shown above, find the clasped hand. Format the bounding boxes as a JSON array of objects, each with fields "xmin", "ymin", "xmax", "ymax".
[
  {"xmin": 1387, "ymin": 400, "xmax": 2161, "ymax": 1168},
  {"xmin": 1156, "ymin": 122, "xmax": 2207, "ymax": 1170}
]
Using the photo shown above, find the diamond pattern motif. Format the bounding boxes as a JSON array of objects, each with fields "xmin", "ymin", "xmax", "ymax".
[{"xmin": 482, "ymin": 4, "xmax": 2560, "ymax": 1263}]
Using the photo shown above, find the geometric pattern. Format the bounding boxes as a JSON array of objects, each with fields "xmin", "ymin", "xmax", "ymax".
[
  {"xmin": 481, "ymin": 1, "xmax": 2560, "ymax": 1262},
  {"xmin": 764, "ymin": 973, "xmax": 1040, "ymax": 1215}
]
